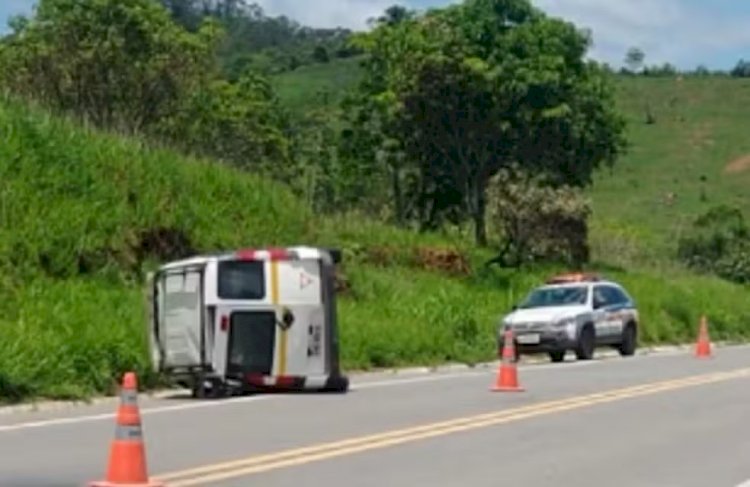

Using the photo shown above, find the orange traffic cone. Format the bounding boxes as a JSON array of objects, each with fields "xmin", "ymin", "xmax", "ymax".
[
  {"xmin": 491, "ymin": 329, "xmax": 524, "ymax": 392},
  {"xmin": 90, "ymin": 372, "xmax": 165, "ymax": 487},
  {"xmin": 695, "ymin": 315, "xmax": 712, "ymax": 359}
]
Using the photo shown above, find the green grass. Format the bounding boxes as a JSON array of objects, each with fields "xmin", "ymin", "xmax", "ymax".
[
  {"xmin": 273, "ymin": 57, "xmax": 365, "ymax": 116},
  {"xmin": 1, "ymin": 70, "xmax": 750, "ymax": 404},
  {"xmin": 589, "ymin": 76, "xmax": 750, "ymax": 261}
]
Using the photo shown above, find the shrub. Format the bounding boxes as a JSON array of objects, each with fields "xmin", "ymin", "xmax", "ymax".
[
  {"xmin": 485, "ymin": 167, "xmax": 592, "ymax": 268},
  {"xmin": 677, "ymin": 205, "xmax": 750, "ymax": 284}
]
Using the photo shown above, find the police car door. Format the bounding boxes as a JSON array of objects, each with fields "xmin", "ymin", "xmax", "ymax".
[
  {"xmin": 592, "ymin": 285, "xmax": 620, "ymax": 339},
  {"xmin": 276, "ymin": 258, "xmax": 326, "ymax": 377},
  {"xmin": 592, "ymin": 285, "xmax": 614, "ymax": 339}
]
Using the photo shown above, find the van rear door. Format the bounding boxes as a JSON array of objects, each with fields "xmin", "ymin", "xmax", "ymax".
[
  {"xmin": 277, "ymin": 258, "xmax": 326, "ymax": 377},
  {"xmin": 154, "ymin": 265, "xmax": 207, "ymax": 370},
  {"xmin": 214, "ymin": 259, "xmax": 276, "ymax": 380}
]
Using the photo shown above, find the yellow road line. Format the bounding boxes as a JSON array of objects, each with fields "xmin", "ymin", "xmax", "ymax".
[
  {"xmin": 270, "ymin": 260, "xmax": 287, "ymax": 376},
  {"xmin": 156, "ymin": 367, "xmax": 750, "ymax": 486}
]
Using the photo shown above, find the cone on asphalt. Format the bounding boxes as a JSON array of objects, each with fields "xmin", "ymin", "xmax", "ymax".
[
  {"xmin": 695, "ymin": 315, "xmax": 712, "ymax": 359},
  {"xmin": 90, "ymin": 372, "xmax": 165, "ymax": 487},
  {"xmin": 491, "ymin": 329, "xmax": 524, "ymax": 392}
]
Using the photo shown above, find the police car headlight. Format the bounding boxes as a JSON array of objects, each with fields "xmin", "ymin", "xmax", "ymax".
[{"xmin": 554, "ymin": 318, "xmax": 576, "ymax": 328}]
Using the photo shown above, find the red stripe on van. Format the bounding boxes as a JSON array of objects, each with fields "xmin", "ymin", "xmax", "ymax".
[
  {"xmin": 267, "ymin": 247, "xmax": 291, "ymax": 261},
  {"xmin": 245, "ymin": 373, "xmax": 264, "ymax": 385},
  {"xmin": 235, "ymin": 248, "xmax": 292, "ymax": 261},
  {"xmin": 235, "ymin": 249, "xmax": 257, "ymax": 261},
  {"xmin": 276, "ymin": 376, "xmax": 296, "ymax": 387}
]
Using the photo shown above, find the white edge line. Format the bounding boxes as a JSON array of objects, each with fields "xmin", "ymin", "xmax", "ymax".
[
  {"xmin": 0, "ymin": 343, "xmax": 743, "ymax": 433},
  {"xmin": 734, "ymin": 480, "xmax": 750, "ymax": 487},
  {"xmin": 0, "ymin": 342, "xmax": 705, "ymax": 417}
]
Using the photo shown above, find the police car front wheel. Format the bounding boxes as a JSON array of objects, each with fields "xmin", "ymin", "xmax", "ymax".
[
  {"xmin": 618, "ymin": 323, "xmax": 637, "ymax": 357},
  {"xmin": 575, "ymin": 325, "xmax": 595, "ymax": 360}
]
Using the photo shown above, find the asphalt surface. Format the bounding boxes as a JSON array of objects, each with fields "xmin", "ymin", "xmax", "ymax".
[{"xmin": 1, "ymin": 346, "xmax": 750, "ymax": 487}]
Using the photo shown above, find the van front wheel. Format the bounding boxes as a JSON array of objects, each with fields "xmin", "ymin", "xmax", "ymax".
[{"xmin": 192, "ymin": 378, "xmax": 224, "ymax": 399}]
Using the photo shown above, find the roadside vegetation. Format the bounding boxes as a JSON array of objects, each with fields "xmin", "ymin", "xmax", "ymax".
[{"xmin": 0, "ymin": 0, "xmax": 748, "ymax": 403}]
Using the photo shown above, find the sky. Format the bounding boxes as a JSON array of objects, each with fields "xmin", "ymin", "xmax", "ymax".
[{"xmin": 1, "ymin": 0, "xmax": 749, "ymax": 70}]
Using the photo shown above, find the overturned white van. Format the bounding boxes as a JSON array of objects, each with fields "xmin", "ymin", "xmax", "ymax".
[{"xmin": 146, "ymin": 246, "xmax": 349, "ymax": 398}]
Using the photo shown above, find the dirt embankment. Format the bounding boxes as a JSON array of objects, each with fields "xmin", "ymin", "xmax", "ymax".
[{"xmin": 724, "ymin": 155, "xmax": 750, "ymax": 174}]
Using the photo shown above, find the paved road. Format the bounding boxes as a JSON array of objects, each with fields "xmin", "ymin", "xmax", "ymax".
[{"xmin": 1, "ymin": 346, "xmax": 750, "ymax": 487}]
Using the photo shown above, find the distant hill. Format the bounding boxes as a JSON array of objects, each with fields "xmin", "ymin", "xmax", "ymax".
[{"xmin": 271, "ymin": 59, "xmax": 750, "ymax": 267}]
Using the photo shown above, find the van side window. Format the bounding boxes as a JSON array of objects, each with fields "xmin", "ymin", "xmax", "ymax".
[{"xmin": 218, "ymin": 260, "xmax": 266, "ymax": 300}]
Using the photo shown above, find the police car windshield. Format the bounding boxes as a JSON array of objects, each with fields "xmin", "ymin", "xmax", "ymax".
[{"xmin": 518, "ymin": 285, "xmax": 588, "ymax": 309}]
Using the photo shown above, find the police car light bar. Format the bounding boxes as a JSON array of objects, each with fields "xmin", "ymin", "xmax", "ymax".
[{"xmin": 546, "ymin": 272, "xmax": 602, "ymax": 284}]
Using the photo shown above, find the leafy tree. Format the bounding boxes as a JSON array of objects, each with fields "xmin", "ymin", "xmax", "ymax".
[
  {"xmin": 338, "ymin": 90, "xmax": 407, "ymax": 221},
  {"xmin": 0, "ymin": 0, "xmax": 291, "ymax": 175},
  {"xmin": 160, "ymin": 0, "xmax": 358, "ymax": 75},
  {"xmin": 0, "ymin": 0, "xmax": 222, "ymax": 133},
  {"xmin": 693, "ymin": 64, "xmax": 710, "ymax": 77},
  {"xmin": 625, "ymin": 47, "xmax": 645, "ymax": 73},
  {"xmin": 156, "ymin": 72, "xmax": 291, "ymax": 173},
  {"xmin": 369, "ymin": 5, "xmax": 416, "ymax": 27},
  {"xmin": 643, "ymin": 63, "xmax": 678, "ymax": 77},
  {"xmin": 731, "ymin": 59, "xmax": 750, "ymax": 78},
  {"xmin": 313, "ymin": 45, "xmax": 330, "ymax": 63},
  {"xmin": 347, "ymin": 0, "xmax": 627, "ymax": 245}
]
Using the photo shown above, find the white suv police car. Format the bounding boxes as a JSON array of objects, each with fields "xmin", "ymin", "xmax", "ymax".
[{"xmin": 498, "ymin": 273, "xmax": 639, "ymax": 363}]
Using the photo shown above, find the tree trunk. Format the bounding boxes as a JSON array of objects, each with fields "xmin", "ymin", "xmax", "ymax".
[
  {"xmin": 391, "ymin": 166, "xmax": 404, "ymax": 226},
  {"xmin": 473, "ymin": 181, "xmax": 487, "ymax": 247}
]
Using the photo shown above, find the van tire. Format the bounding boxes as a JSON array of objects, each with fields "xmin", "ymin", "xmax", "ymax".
[
  {"xmin": 192, "ymin": 377, "xmax": 224, "ymax": 399},
  {"xmin": 323, "ymin": 375, "xmax": 349, "ymax": 393}
]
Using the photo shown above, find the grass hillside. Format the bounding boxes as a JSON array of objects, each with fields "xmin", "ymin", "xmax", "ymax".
[
  {"xmin": 271, "ymin": 60, "xmax": 750, "ymax": 264},
  {"xmin": 273, "ymin": 57, "xmax": 364, "ymax": 115},
  {"xmin": 589, "ymin": 76, "xmax": 750, "ymax": 265},
  {"xmin": 1, "ymin": 90, "xmax": 749, "ymax": 403}
]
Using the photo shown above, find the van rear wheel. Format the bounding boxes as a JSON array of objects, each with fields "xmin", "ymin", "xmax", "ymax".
[{"xmin": 323, "ymin": 375, "xmax": 349, "ymax": 393}]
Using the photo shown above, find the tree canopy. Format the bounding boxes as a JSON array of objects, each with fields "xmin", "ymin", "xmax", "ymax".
[
  {"xmin": 0, "ymin": 0, "xmax": 290, "ymax": 172},
  {"xmin": 346, "ymin": 0, "xmax": 627, "ymax": 244}
]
